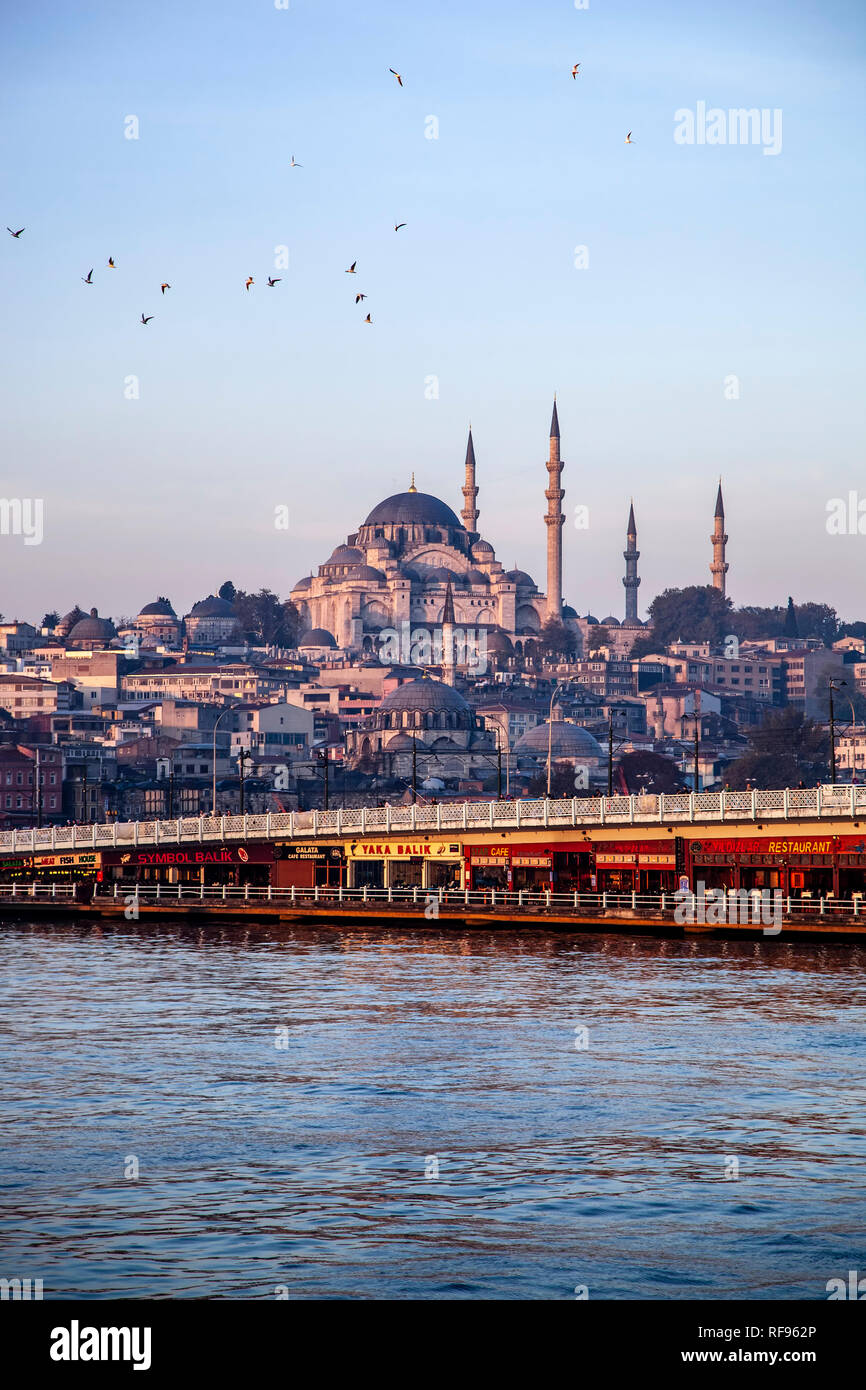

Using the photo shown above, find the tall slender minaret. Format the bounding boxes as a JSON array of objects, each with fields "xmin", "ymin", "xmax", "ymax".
[
  {"xmin": 442, "ymin": 579, "xmax": 457, "ymax": 686},
  {"xmin": 461, "ymin": 426, "xmax": 479, "ymax": 534},
  {"xmin": 623, "ymin": 499, "xmax": 640, "ymax": 623},
  {"xmin": 545, "ymin": 398, "xmax": 564, "ymax": 621},
  {"xmin": 710, "ymin": 481, "xmax": 729, "ymax": 595}
]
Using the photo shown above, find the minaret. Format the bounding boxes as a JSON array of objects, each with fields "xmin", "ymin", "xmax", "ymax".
[
  {"xmin": 461, "ymin": 426, "xmax": 479, "ymax": 533},
  {"xmin": 710, "ymin": 481, "xmax": 728, "ymax": 595},
  {"xmin": 442, "ymin": 580, "xmax": 457, "ymax": 686},
  {"xmin": 623, "ymin": 499, "xmax": 640, "ymax": 623},
  {"xmin": 545, "ymin": 398, "xmax": 564, "ymax": 621}
]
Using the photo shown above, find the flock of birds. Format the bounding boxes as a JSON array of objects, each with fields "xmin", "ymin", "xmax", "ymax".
[{"xmin": 6, "ymin": 64, "xmax": 635, "ymax": 328}]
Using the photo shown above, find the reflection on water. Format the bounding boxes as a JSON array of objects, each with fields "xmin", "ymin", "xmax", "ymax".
[{"xmin": 1, "ymin": 920, "xmax": 864, "ymax": 1299}]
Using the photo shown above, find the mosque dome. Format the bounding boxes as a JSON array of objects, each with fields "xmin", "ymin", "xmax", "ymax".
[
  {"xmin": 379, "ymin": 678, "xmax": 471, "ymax": 717},
  {"xmin": 67, "ymin": 608, "xmax": 117, "ymax": 643},
  {"xmin": 188, "ymin": 595, "xmax": 236, "ymax": 618},
  {"xmin": 328, "ymin": 545, "xmax": 364, "ymax": 564},
  {"xmin": 299, "ymin": 628, "xmax": 337, "ymax": 649},
  {"xmin": 601, "ymin": 616, "xmax": 621, "ymax": 627},
  {"xmin": 506, "ymin": 569, "xmax": 536, "ymax": 588},
  {"xmin": 364, "ymin": 491, "xmax": 462, "ymax": 529},
  {"xmin": 515, "ymin": 721, "xmax": 604, "ymax": 760},
  {"xmin": 347, "ymin": 564, "xmax": 386, "ymax": 582},
  {"xmin": 561, "ymin": 605, "xmax": 578, "ymax": 620},
  {"xmin": 138, "ymin": 597, "xmax": 176, "ymax": 618},
  {"xmin": 472, "ymin": 539, "xmax": 494, "ymax": 558},
  {"xmin": 291, "ymin": 576, "xmax": 313, "ymax": 591}
]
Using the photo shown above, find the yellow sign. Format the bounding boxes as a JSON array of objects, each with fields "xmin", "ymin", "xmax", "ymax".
[
  {"xmin": 345, "ymin": 840, "xmax": 462, "ymax": 860},
  {"xmin": 35, "ymin": 851, "xmax": 100, "ymax": 868}
]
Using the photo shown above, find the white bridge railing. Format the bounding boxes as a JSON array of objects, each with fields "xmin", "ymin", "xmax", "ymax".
[{"xmin": 0, "ymin": 784, "xmax": 864, "ymax": 858}]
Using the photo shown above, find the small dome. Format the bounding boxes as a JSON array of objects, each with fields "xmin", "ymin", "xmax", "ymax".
[
  {"xmin": 292, "ymin": 576, "xmax": 313, "ymax": 591},
  {"xmin": 621, "ymin": 617, "xmax": 644, "ymax": 629},
  {"xmin": 299, "ymin": 628, "xmax": 337, "ymax": 649},
  {"xmin": 188, "ymin": 595, "xmax": 236, "ymax": 618},
  {"xmin": 485, "ymin": 628, "xmax": 514, "ymax": 655},
  {"xmin": 561, "ymin": 605, "xmax": 578, "ymax": 620},
  {"xmin": 386, "ymin": 732, "xmax": 424, "ymax": 751},
  {"xmin": 138, "ymin": 597, "xmax": 176, "ymax": 618},
  {"xmin": 601, "ymin": 616, "xmax": 621, "ymax": 627},
  {"xmin": 347, "ymin": 564, "xmax": 386, "ymax": 581},
  {"xmin": 422, "ymin": 567, "xmax": 460, "ymax": 586},
  {"xmin": 472, "ymin": 539, "xmax": 494, "ymax": 557},
  {"xmin": 364, "ymin": 492, "xmax": 462, "ymax": 529},
  {"xmin": 379, "ymin": 678, "xmax": 471, "ymax": 716},
  {"xmin": 515, "ymin": 721, "xmax": 604, "ymax": 760},
  {"xmin": 506, "ymin": 569, "xmax": 536, "ymax": 588},
  {"xmin": 465, "ymin": 569, "xmax": 490, "ymax": 584},
  {"xmin": 430, "ymin": 735, "xmax": 461, "ymax": 751},
  {"xmin": 328, "ymin": 545, "xmax": 364, "ymax": 564},
  {"xmin": 67, "ymin": 608, "xmax": 117, "ymax": 643},
  {"xmin": 584, "ymin": 614, "xmax": 599, "ymax": 624}
]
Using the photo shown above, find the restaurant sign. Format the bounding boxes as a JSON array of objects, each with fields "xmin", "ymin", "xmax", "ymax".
[
  {"xmin": 102, "ymin": 845, "xmax": 274, "ymax": 867},
  {"xmin": 345, "ymin": 840, "xmax": 462, "ymax": 860}
]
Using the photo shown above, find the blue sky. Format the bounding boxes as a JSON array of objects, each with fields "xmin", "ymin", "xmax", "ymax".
[{"xmin": 2, "ymin": 0, "xmax": 864, "ymax": 625}]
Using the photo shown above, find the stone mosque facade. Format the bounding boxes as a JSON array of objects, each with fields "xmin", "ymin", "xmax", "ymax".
[{"xmin": 291, "ymin": 405, "xmax": 571, "ymax": 657}]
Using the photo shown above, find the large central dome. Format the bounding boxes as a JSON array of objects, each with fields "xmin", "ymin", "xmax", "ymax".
[{"xmin": 363, "ymin": 490, "xmax": 462, "ymax": 529}]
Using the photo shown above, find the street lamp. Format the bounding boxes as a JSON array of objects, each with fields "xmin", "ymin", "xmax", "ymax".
[
  {"xmin": 237, "ymin": 747, "xmax": 253, "ymax": 815},
  {"xmin": 547, "ymin": 678, "xmax": 576, "ymax": 797},
  {"xmin": 211, "ymin": 702, "xmax": 238, "ymax": 814},
  {"xmin": 828, "ymin": 679, "xmax": 846, "ymax": 785}
]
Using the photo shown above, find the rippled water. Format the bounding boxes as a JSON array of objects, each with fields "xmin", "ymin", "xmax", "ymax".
[{"xmin": 1, "ymin": 919, "xmax": 864, "ymax": 1299}]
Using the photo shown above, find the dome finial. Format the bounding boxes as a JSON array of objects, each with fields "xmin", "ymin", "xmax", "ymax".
[{"xmin": 408, "ymin": 471, "xmax": 417, "ymax": 493}]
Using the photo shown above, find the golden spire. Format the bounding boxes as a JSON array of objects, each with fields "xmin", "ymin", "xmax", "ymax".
[{"xmin": 408, "ymin": 471, "xmax": 417, "ymax": 493}]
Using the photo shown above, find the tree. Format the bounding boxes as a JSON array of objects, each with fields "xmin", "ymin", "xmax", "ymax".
[
  {"xmin": 40, "ymin": 611, "xmax": 59, "ymax": 629},
  {"xmin": 537, "ymin": 618, "xmax": 577, "ymax": 658},
  {"xmin": 792, "ymin": 602, "xmax": 837, "ymax": 646},
  {"xmin": 645, "ymin": 586, "xmax": 733, "ymax": 647},
  {"xmin": 527, "ymin": 760, "xmax": 582, "ymax": 798},
  {"xmin": 838, "ymin": 620, "xmax": 866, "ymax": 645},
  {"xmin": 617, "ymin": 751, "xmax": 685, "ymax": 794},
  {"xmin": 218, "ymin": 580, "xmax": 237, "ymax": 603},
  {"xmin": 628, "ymin": 633, "xmax": 659, "ymax": 660},
  {"xmin": 586, "ymin": 625, "xmax": 610, "ymax": 654},
  {"xmin": 233, "ymin": 588, "xmax": 301, "ymax": 647},
  {"xmin": 724, "ymin": 709, "xmax": 829, "ymax": 789},
  {"xmin": 783, "ymin": 596, "xmax": 799, "ymax": 638}
]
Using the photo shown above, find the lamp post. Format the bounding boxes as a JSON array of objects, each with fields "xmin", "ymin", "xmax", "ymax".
[
  {"xmin": 211, "ymin": 703, "xmax": 237, "ymax": 814},
  {"xmin": 828, "ymin": 679, "xmax": 848, "ymax": 785},
  {"xmin": 547, "ymin": 679, "xmax": 575, "ymax": 797},
  {"xmin": 237, "ymin": 747, "xmax": 253, "ymax": 815}
]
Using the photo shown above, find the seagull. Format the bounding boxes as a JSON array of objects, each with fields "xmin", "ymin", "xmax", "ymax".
[
  {"xmin": 394, "ymin": 222, "xmax": 406, "ymax": 231},
  {"xmin": 7, "ymin": 226, "xmax": 24, "ymax": 237},
  {"xmin": 345, "ymin": 261, "xmax": 357, "ymax": 273},
  {"xmin": 160, "ymin": 282, "xmax": 170, "ymax": 294},
  {"xmin": 267, "ymin": 277, "xmax": 281, "ymax": 286},
  {"xmin": 108, "ymin": 256, "xmax": 115, "ymax": 267},
  {"xmin": 141, "ymin": 313, "xmax": 153, "ymax": 324},
  {"xmin": 625, "ymin": 131, "xmax": 635, "ymax": 143},
  {"xmin": 82, "ymin": 269, "xmax": 93, "ymax": 283},
  {"xmin": 290, "ymin": 156, "xmax": 302, "ymax": 168},
  {"xmin": 363, "ymin": 313, "xmax": 372, "ymax": 323},
  {"xmin": 571, "ymin": 63, "xmax": 580, "ymax": 78},
  {"xmin": 245, "ymin": 276, "xmax": 254, "ymax": 291},
  {"xmin": 389, "ymin": 68, "xmax": 403, "ymax": 87},
  {"xmin": 355, "ymin": 293, "xmax": 367, "ymax": 303}
]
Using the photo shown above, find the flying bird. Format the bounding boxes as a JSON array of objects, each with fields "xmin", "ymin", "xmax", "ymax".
[
  {"xmin": 160, "ymin": 282, "xmax": 170, "ymax": 294},
  {"xmin": 245, "ymin": 276, "xmax": 254, "ymax": 291},
  {"xmin": 625, "ymin": 131, "xmax": 635, "ymax": 143},
  {"xmin": 363, "ymin": 313, "xmax": 372, "ymax": 323},
  {"xmin": 7, "ymin": 226, "xmax": 24, "ymax": 238},
  {"xmin": 141, "ymin": 313, "xmax": 153, "ymax": 324},
  {"xmin": 355, "ymin": 293, "xmax": 367, "ymax": 303},
  {"xmin": 267, "ymin": 277, "xmax": 281, "ymax": 286},
  {"xmin": 389, "ymin": 68, "xmax": 403, "ymax": 87},
  {"xmin": 394, "ymin": 222, "xmax": 406, "ymax": 231},
  {"xmin": 82, "ymin": 269, "xmax": 93, "ymax": 283},
  {"xmin": 290, "ymin": 156, "xmax": 302, "ymax": 168},
  {"xmin": 108, "ymin": 256, "xmax": 115, "ymax": 267},
  {"xmin": 571, "ymin": 64, "xmax": 580, "ymax": 78},
  {"xmin": 345, "ymin": 261, "xmax": 357, "ymax": 273}
]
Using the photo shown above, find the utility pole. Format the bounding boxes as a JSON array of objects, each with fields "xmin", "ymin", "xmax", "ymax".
[
  {"xmin": 168, "ymin": 762, "xmax": 175, "ymax": 819},
  {"xmin": 35, "ymin": 746, "xmax": 42, "ymax": 828},
  {"xmin": 693, "ymin": 717, "xmax": 700, "ymax": 794},
  {"xmin": 411, "ymin": 736, "xmax": 417, "ymax": 804},
  {"xmin": 497, "ymin": 733, "xmax": 502, "ymax": 800}
]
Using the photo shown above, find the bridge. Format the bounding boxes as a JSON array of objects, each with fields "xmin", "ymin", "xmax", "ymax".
[{"xmin": 1, "ymin": 783, "xmax": 865, "ymax": 856}]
